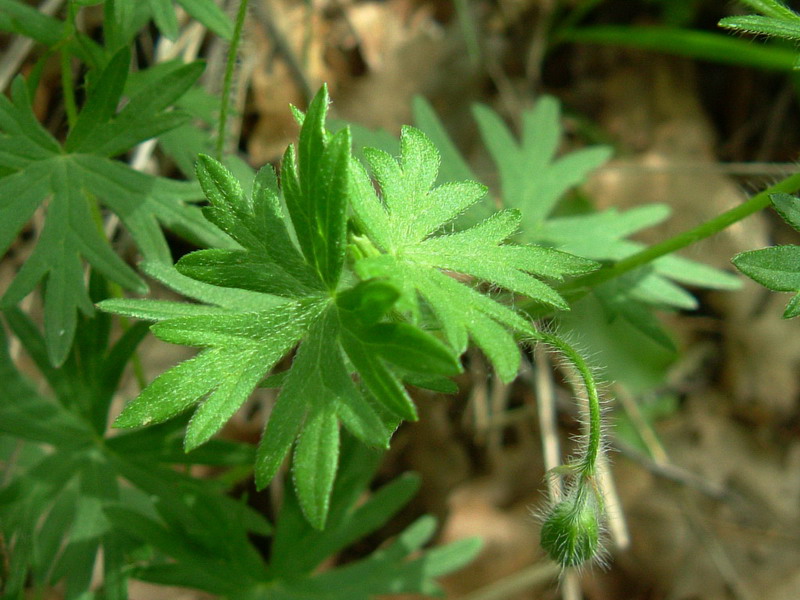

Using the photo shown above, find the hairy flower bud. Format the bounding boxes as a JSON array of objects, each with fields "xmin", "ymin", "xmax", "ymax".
[{"xmin": 540, "ymin": 485, "xmax": 601, "ymax": 567}]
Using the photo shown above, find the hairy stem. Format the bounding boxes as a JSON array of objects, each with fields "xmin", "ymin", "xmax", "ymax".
[
  {"xmin": 559, "ymin": 171, "xmax": 800, "ymax": 295},
  {"xmin": 538, "ymin": 332, "xmax": 601, "ymax": 478},
  {"xmin": 215, "ymin": 0, "xmax": 250, "ymax": 159}
]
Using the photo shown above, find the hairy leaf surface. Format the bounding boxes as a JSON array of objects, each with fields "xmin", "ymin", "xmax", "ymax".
[
  {"xmin": 350, "ymin": 126, "xmax": 597, "ymax": 381},
  {"xmin": 100, "ymin": 88, "xmax": 460, "ymax": 528}
]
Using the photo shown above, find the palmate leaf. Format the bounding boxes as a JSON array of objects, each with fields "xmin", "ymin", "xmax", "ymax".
[
  {"xmin": 412, "ymin": 95, "xmax": 740, "ymax": 315},
  {"xmin": 473, "ymin": 97, "xmax": 613, "ymax": 228},
  {"xmin": 0, "ymin": 293, "xmax": 264, "ymax": 600},
  {"xmin": 110, "ymin": 435, "xmax": 480, "ymax": 599},
  {"xmin": 349, "ymin": 126, "xmax": 598, "ymax": 382},
  {"xmin": 100, "ymin": 87, "xmax": 460, "ymax": 529},
  {"xmin": 405, "ymin": 95, "xmax": 740, "ymax": 389},
  {"xmin": 0, "ymin": 53, "xmax": 229, "ymax": 366}
]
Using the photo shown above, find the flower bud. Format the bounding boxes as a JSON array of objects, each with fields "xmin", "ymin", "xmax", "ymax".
[{"xmin": 540, "ymin": 486, "xmax": 601, "ymax": 567}]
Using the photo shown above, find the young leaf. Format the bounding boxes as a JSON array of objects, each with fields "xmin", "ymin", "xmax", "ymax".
[
  {"xmin": 350, "ymin": 126, "xmax": 598, "ymax": 381},
  {"xmin": 282, "ymin": 88, "xmax": 351, "ymax": 289},
  {"xmin": 102, "ymin": 89, "xmax": 460, "ymax": 528}
]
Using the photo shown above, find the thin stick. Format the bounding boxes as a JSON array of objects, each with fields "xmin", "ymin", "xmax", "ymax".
[
  {"xmin": 530, "ymin": 349, "xmax": 582, "ymax": 600},
  {"xmin": 459, "ymin": 563, "xmax": 561, "ymax": 600},
  {"xmin": 531, "ymin": 348, "xmax": 563, "ymax": 501},
  {"xmin": 596, "ymin": 450, "xmax": 630, "ymax": 551}
]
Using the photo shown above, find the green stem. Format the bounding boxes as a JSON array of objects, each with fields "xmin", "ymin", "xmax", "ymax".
[
  {"xmin": 538, "ymin": 333, "xmax": 601, "ymax": 478},
  {"xmin": 216, "ymin": 0, "xmax": 250, "ymax": 159},
  {"xmin": 560, "ymin": 171, "xmax": 800, "ymax": 295}
]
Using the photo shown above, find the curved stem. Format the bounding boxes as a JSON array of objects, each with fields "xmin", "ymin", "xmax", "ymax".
[
  {"xmin": 538, "ymin": 332, "xmax": 601, "ymax": 478},
  {"xmin": 215, "ymin": 0, "xmax": 250, "ymax": 159},
  {"xmin": 559, "ymin": 171, "xmax": 800, "ymax": 295}
]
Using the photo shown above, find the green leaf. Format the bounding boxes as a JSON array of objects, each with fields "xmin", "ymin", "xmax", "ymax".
[
  {"xmin": 731, "ymin": 200, "xmax": 800, "ymax": 317},
  {"xmin": 184, "ymin": 156, "xmax": 321, "ymax": 296},
  {"xmin": 0, "ymin": 0, "xmax": 102, "ymax": 64},
  {"xmin": 175, "ymin": 0, "xmax": 234, "ymax": 39},
  {"xmin": 2, "ymin": 158, "xmax": 146, "ymax": 365},
  {"xmin": 732, "ymin": 245, "xmax": 800, "ymax": 291},
  {"xmin": 293, "ymin": 402, "xmax": 340, "ymax": 529},
  {"xmin": 771, "ymin": 192, "xmax": 800, "ymax": 230},
  {"xmin": 350, "ymin": 126, "xmax": 596, "ymax": 381},
  {"xmin": 102, "ymin": 101, "xmax": 462, "ymax": 528},
  {"xmin": 719, "ymin": 14, "xmax": 800, "ymax": 42},
  {"xmin": 0, "ymin": 62, "xmax": 225, "ymax": 365},
  {"xmin": 0, "ymin": 0, "xmax": 64, "ymax": 45},
  {"xmin": 473, "ymin": 97, "xmax": 613, "ymax": 227},
  {"xmin": 469, "ymin": 96, "xmax": 740, "ymax": 314},
  {"xmin": 265, "ymin": 439, "xmax": 481, "ymax": 600},
  {"xmin": 283, "ymin": 86, "xmax": 352, "ymax": 289},
  {"xmin": 0, "ymin": 314, "xmax": 263, "ymax": 599},
  {"xmin": 106, "ymin": 436, "xmax": 478, "ymax": 599},
  {"xmin": 113, "ymin": 300, "xmax": 324, "ymax": 437},
  {"xmin": 147, "ymin": 0, "xmax": 179, "ymax": 40},
  {"xmin": 736, "ymin": 0, "xmax": 798, "ymax": 20},
  {"xmin": 0, "ymin": 325, "xmax": 94, "ymax": 447},
  {"xmin": 73, "ymin": 60, "xmax": 204, "ymax": 157},
  {"xmin": 783, "ymin": 293, "xmax": 800, "ymax": 318},
  {"xmin": 560, "ymin": 25, "xmax": 798, "ymax": 71},
  {"xmin": 65, "ymin": 48, "xmax": 131, "ymax": 153},
  {"xmin": 255, "ymin": 309, "xmax": 399, "ymax": 494},
  {"xmin": 338, "ymin": 323, "xmax": 419, "ymax": 421}
]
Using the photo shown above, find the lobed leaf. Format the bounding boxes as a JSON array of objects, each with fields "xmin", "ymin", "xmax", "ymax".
[
  {"xmin": 104, "ymin": 114, "xmax": 461, "ymax": 528},
  {"xmin": 350, "ymin": 126, "xmax": 595, "ymax": 380}
]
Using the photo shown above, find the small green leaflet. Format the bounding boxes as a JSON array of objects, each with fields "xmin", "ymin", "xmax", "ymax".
[
  {"xmin": 349, "ymin": 125, "xmax": 598, "ymax": 382},
  {"xmin": 0, "ymin": 50, "xmax": 229, "ymax": 366},
  {"xmin": 100, "ymin": 87, "xmax": 460, "ymax": 529},
  {"xmin": 732, "ymin": 193, "xmax": 800, "ymax": 318},
  {"xmin": 719, "ymin": 0, "xmax": 800, "ymax": 45}
]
